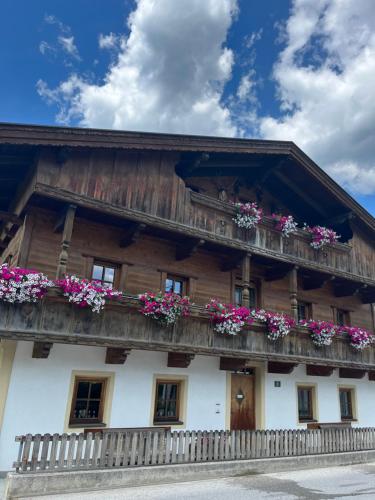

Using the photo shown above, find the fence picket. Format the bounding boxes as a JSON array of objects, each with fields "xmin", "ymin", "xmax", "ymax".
[{"xmin": 40, "ymin": 434, "xmax": 51, "ymax": 470}]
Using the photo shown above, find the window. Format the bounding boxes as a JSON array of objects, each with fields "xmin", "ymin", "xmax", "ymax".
[
  {"xmin": 154, "ymin": 380, "xmax": 181, "ymax": 423},
  {"xmin": 70, "ymin": 377, "xmax": 107, "ymax": 425},
  {"xmin": 297, "ymin": 386, "xmax": 315, "ymax": 422},
  {"xmin": 297, "ymin": 302, "xmax": 312, "ymax": 322},
  {"xmin": 336, "ymin": 309, "xmax": 350, "ymax": 326},
  {"xmin": 234, "ymin": 281, "xmax": 259, "ymax": 308},
  {"xmin": 165, "ymin": 275, "xmax": 185, "ymax": 296},
  {"xmin": 234, "ymin": 286, "xmax": 243, "ymax": 306},
  {"xmin": 339, "ymin": 388, "xmax": 355, "ymax": 420},
  {"xmin": 92, "ymin": 262, "xmax": 117, "ymax": 286}
]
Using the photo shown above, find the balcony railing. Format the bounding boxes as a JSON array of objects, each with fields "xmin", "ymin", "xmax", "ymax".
[
  {"xmin": 190, "ymin": 191, "xmax": 357, "ymax": 276},
  {"xmin": 0, "ymin": 292, "xmax": 374, "ymax": 369}
]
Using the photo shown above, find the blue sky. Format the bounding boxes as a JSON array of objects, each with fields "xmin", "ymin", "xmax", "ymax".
[{"xmin": 0, "ymin": 0, "xmax": 374, "ymax": 215}]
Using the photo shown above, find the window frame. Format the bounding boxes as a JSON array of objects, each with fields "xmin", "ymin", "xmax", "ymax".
[
  {"xmin": 164, "ymin": 274, "xmax": 187, "ymax": 296},
  {"xmin": 297, "ymin": 301, "xmax": 312, "ymax": 322},
  {"xmin": 91, "ymin": 260, "xmax": 119, "ymax": 287},
  {"xmin": 69, "ymin": 376, "xmax": 107, "ymax": 426},
  {"xmin": 339, "ymin": 387, "xmax": 356, "ymax": 421},
  {"xmin": 153, "ymin": 379, "xmax": 182, "ymax": 424},
  {"xmin": 233, "ymin": 279, "xmax": 260, "ymax": 309},
  {"xmin": 336, "ymin": 308, "xmax": 350, "ymax": 327},
  {"xmin": 297, "ymin": 385, "xmax": 316, "ymax": 423}
]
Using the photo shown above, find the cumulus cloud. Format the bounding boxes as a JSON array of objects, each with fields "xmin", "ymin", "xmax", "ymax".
[
  {"xmin": 259, "ymin": 0, "xmax": 375, "ymax": 195},
  {"xmin": 58, "ymin": 35, "xmax": 81, "ymax": 60},
  {"xmin": 38, "ymin": 0, "xmax": 238, "ymax": 136}
]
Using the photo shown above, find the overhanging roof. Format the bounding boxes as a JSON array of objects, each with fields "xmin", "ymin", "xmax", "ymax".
[{"xmin": 0, "ymin": 121, "xmax": 374, "ymax": 235}]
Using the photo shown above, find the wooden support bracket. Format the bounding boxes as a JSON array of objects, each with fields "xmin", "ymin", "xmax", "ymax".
[
  {"xmin": 120, "ymin": 222, "xmax": 146, "ymax": 248},
  {"xmin": 265, "ymin": 264, "xmax": 294, "ymax": 282},
  {"xmin": 302, "ymin": 275, "xmax": 335, "ymax": 291},
  {"xmin": 268, "ymin": 361, "xmax": 297, "ymax": 374},
  {"xmin": 105, "ymin": 348, "xmax": 131, "ymax": 364},
  {"xmin": 219, "ymin": 357, "xmax": 248, "ymax": 371},
  {"xmin": 221, "ymin": 251, "xmax": 247, "ymax": 272},
  {"xmin": 176, "ymin": 238, "xmax": 205, "ymax": 261},
  {"xmin": 32, "ymin": 341, "xmax": 53, "ymax": 359},
  {"xmin": 339, "ymin": 368, "xmax": 366, "ymax": 379},
  {"xmin": 306, "ymin": 364, "xmax": 335, "ymax": 377},
  {"xmin": 167, "ymin": 352, "xmax": 195, "ymax": 368}
]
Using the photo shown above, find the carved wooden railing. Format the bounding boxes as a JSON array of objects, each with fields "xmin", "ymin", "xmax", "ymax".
[
  {"xmin": 190, "ymin": 191, "xmax": 355, "ymax": 275},
  {"xmin": 14, "ymin": 427, "xmax": 375, "ymax": 472},
  {"xmin": 0, "ymin": 293, "xmax": 374, "ymax": 368}
]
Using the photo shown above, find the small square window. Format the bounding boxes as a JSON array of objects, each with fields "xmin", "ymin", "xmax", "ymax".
[
  {"xmin": 297, "ymin": 386, "xmax": 316, "ymax": 422},
  {"xmin": 92, "ymin": 262, "xmax": 117, "ymax": 286},
  {"xmin": 339, "ymin": 388, "xmax": 355, "ymax": 420},
  {"xmin": 165, "ymin": 275, "xmax": 186, "ymax": 296},
  {"xmin": 154, "ymin": 380, "xmax": 182, "ymax": 423},
  {"xmin": 336, "ymin": 309, "xmax": 350, "ymax": 327},
  {"xmin": 297, "ymin": 302, "xmax": 312, "ymax": 322},
  {"xmin": 70, "ymin": 377, "xmax": 107, "ymax": 425}
]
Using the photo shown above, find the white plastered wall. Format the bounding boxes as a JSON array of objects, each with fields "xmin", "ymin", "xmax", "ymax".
[{"xmin": 0, "ymin": 341, "xmax": 227, "ymax": 471}]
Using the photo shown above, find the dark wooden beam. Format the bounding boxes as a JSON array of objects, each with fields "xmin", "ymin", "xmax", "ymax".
[
  {"xmin": 333, "ymin": 281, "xmax": 363, "ymax": 297},
  {"xmin": 220, "ymin": 357, "xmax": 248, "ymax": 371},
  {"xmin": 360, "ymin": 289, "xmax": 375, "ymax": 305},
  {"xmin": 268, "ymin": 362, "xmax": 297, "ymax": 374},
  {"xmin": 302, "ymin": 275, "xmax": 335, "ymax": 291},
  {"xmin": 32, "ymin": 341, "xmax": 53, "ymax": 359},
  {"xmin": 306, "ymin": 365, "xmax": 335, "ymax": 377},
  {"xmin": 339, "ymin": 368, "xmax": 366, "ymax": 379},
  {"xmin": 368, "ymin": 371, "xmax": 375, "ymax": 381},
  {"xmin": 176, "ymin": 238, "xmax": 205, "ymax": 261},
  {"xmin": 221, "ymin": 251, "xmax": 247, "ymax": 272},
  {"xmin": 275, "ymin": 170, "xmax": 327, "ymax": 217},
  {"xmin": 265, "ymin": 264, "xmax": 294, "ymax": 282},
  {"xmin": 167, "ymin": 352, "xmax": 195, "ymax": 368},
  {"xmin": 105, "ymin": 348, "xmax": 131, "ymax": 364},
  {"xmin": 120, "ymin": 222, "xmax": 146, "ymax": 248},
  {"xmin": 0, "ymin": 211, "xmax": 23, "ymax": 226}
]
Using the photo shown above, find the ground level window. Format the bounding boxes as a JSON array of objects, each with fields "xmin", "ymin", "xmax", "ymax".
[
  {"xmin": 339, "ymin": 388, "xmax": 354, "ymax": 420},
  {"xmin": 297, "ymin": 386, "xmax": 315, "ymax": 422},
  {"xmin": 70, "ymin": 377, "xmax": 107, "ymax": 425},
  {"xmin": 92, "ymin": 261, "xmax": 117, "ymax": 286},
  {"xmin": 154, "ymin": 380, "xmax": 181, "ymax": 423}
]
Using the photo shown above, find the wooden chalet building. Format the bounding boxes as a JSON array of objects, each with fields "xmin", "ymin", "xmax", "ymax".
[{"xmin": 0, "ymin": 122, "xmax": 375, "ymax": 471}]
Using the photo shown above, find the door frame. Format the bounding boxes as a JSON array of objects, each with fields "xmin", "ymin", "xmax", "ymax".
[{"xmin": 225, "ymin": 361, "xmax": 266, "ymax": 430}]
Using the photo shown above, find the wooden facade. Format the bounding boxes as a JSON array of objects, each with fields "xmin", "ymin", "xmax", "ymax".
[{"xmin": 0, "ymin": 123, "xmax": 375, "ymax": 367}]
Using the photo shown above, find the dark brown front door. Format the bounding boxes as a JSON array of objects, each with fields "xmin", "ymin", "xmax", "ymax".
[{"xmin": 230, "ymin": 373, "xmax": 255, "ymax": 430}]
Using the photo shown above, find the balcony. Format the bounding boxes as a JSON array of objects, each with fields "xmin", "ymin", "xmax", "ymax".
[{"xmin": 0, "ymin": 291, "xmax": 374, "ymax": 370}]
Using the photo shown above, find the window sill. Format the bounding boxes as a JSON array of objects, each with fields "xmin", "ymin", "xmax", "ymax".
[
  {"xmin": 153, "ymin": 421, "xmax": 184, "ymax": 426},
  {"xmin": 69, "ymin": 423, "xmax": 106, "ymax": 429},
  {"xmin": 341, "ymin": 418, "xmax": 357, "ymax": 422},
  {"xmin": 299, "ymin": 419, "xmax": 317, "ymax": 423}
]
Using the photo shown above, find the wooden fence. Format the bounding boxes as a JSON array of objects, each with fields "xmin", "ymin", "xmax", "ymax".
[{"xmin": 14, "ymin": 428, "xmax": 375, "ymax": 473}]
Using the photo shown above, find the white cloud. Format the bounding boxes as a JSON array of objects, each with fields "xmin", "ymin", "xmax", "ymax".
[
  {"xmin": 98, "ymin": 33, "xmax": 124, "ymax": 50},
  {"xmin": 259, "ymin": 0, "xmax": 375, "ymax": 195},
  {"xmin": 38, "ymin": 0, "xmax": 238, "ymax": 136},
  {"xmin": 58, "ymin": 35, "xmax": 81, "ymax": 60},
  {"xmin": 39, "ymin": 41, "xmax": 55, "ymax": 56}
]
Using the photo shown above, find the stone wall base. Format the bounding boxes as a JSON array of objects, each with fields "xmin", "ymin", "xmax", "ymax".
[{"xmin": 6, "ymin": 450, "xmax": 375, "ymax": 499}]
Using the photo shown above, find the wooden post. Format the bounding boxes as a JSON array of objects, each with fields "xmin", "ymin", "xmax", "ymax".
[
  {"xmin": 289, "ymin": 266, "xmax": 298, "ymax": 321},
  {"xmin": 241, "ymin": 253, "xmax": 251, "ymax": 307},
  {"xmin": 56, "ymin": 204, "xmax": 76, "ymax": 279}
]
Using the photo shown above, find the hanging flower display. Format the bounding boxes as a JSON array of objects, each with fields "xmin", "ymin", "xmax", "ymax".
[
  {"xmin": 272, "ymin": 214, "xmax": 298, "ymax": 238},
  {"xmin": 0, "ymin": 264, "xmax": 53, "ymax": 304},
  {"xmin": 139, "ymin": 291, "xmax": 191, "ymax": 326},
  {"xmin": 340, "ymin": 326, "xmax": 373, "ymax": 350},
  {"xmin": 250, "ymin": 309, "xmax": 295, "ymax": 340},
  {"xmin": 206, "ymin": 299, "xmax": 251, "ymax": 335},
  {"xmin": 303, "ymin": 224, "xmax": 340, "ymax": 249},
  {"xmin": 300, "ymin": 320, "xmax": 338, "ymax": 347},
  {"xmin": 56, "ymin": 276, "xmax": 121, "ymax": 313},
  {"xmin": 233, "ymin": 202, "xmax": 263, "ymax": 229}
]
